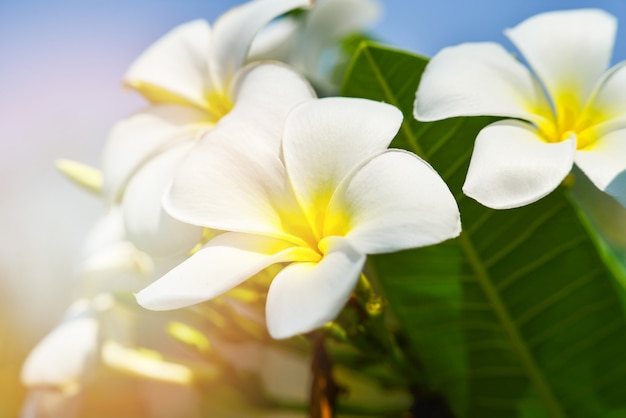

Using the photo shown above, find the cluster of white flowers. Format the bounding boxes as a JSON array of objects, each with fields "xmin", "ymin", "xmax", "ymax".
[
  {"xmin": 415, "ymin": 9, "xmax": 626, "ymax": 209},
  {"xmin": 22, "ymin": 0, "xmax": 459, "ymax": 410},
  {"xmin": 21, "ymin": 1, "xmax": 626, "ymax": 416},
  {"xmin": 97, "ymin": 0, "xmax": 461, "ymax": 341}
]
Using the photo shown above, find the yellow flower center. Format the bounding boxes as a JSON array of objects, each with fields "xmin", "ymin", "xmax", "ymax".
[
  {"xmin": 204, "ymin": 91, "xmax": 234, "ymax": 125},
  {"xmin": 535, "ymin": 89, "xmax": 605, "ymax": 150},
  {"xmin": 180, "ymin": 90, "xmax": 235, "ymax": 137},
  {"xmin": 274, "ymin": 188, "xmax": 352, "ymax": 262},
  {"xmin": 126, "ymin": 79, "xmax": 234, "ymax": 130}
]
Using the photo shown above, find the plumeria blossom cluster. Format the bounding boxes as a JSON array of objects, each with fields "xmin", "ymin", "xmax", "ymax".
[
  {"xmin": 20, "ymin": 209, "xmax": 163, "ymax": 416},
  {"xmin": 21, "ymin": 208, "xmax": 153, "ymax": 392},
  {"xmin": 136, "ymin": 97, "xmax": 461, "ymax": 338},
  {"xmin": 103, "ymin": 0, "xmax": 315, "ymax": 257},
  {"xmin": 25, "ymin": 0, "xmax": 457, "ymax": 408},
  {"xmin": 102, "ymin": 0, "xmax": 460, "ymax": 340},
  {"xmin": 22, "ymin": 1, "xmax": 626, "ymax": 417},
  {"xmin": 415, "ymin": 8, "xmax": 626, "ymax": 209}
]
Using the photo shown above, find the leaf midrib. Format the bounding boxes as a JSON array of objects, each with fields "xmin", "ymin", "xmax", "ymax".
[
  {"xmin": 357, "ymin": 42, "xmax": 567, "ymax": 417},
  {"xmin": 458, "ymin": 229, "xmax": 565, "ymax": 417},
  {"xmin": 360, "ymin": 44, "xmax": 426, "ymax": 158}
]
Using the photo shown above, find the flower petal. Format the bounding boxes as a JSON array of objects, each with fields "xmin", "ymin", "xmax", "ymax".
[
  {"xmin": 248, "ymin": 18, "xmax": 299, "ymax": 63},
  {"xmin": 463, "ymin": 120, "xmax": 576, "ymax": 209},
  {"xmin": 570, "ymin": 166, "xmax": 626, "ymax": 248},
  {"xmin": 297, "ymin": 0, "xmax": 381, "ymax": 75},
  {"xmin": 124, "ymin": 20, "xmax": 212, "ymax": 109},
  {"xmin": 101, "ymin": 104, "xmax": 206, "ymax": 202},
  {"xmin": 283, "ymin": 97, "xmax": 402, "ymax": 235},
  {"xmin": 251, "ymin": 0, "xmax": 379, "ymax": 95},
  {"xmin": 575, "ymin": 128, "xmax": 626, "ymax": 206},
  {"xmin": 80, "ymin": 241, "xmax": 153, "ymax": 296},
  {"xmin": 122, "ymin": 141, "xmax": 203, "ymax": 257},
  {"xmin": 165, "ymin": 132, "xmax": 289, "ymax": 241},
  {"xmin": 585, "ymin": 62, "xmax": 626, "ymax": 130},
  {"xmin": 136, "ymin": 232, "xmax": 316, "ymax": 311},
  {"xmin": 326, "ymin": 150, "xmax": 460, "ymax": 254},
  {"xmin": 414, "ymin": 42, "xmax": 548, "ymax": 124},
  {"xmin": 266, "ymin": 237, "xmax": 365, "ymax": 339},
  {"xmin": 229, "ymin": 62, "xmax": 317, "ymax": 154},
  {"xmin": 505, "ymin": 9, "xmax": 616, "ymax": 106},
  {"xmin": 82, "ymin": 207, "xmax": 127, "ymax": 258},
  {"xmin": 208, "ymin": 0, "xmax": 312, "ymax": 92},
  {"xmin": 164, "ymin": 64, "xmax": 314, "ymax": 240},
  {"xmin": 21, "ymin": 300, "xmax": 98, "ymax": 388},
  {"xmin": 78, "ymin": 209, "xmax": 155, "ymax": 296}
]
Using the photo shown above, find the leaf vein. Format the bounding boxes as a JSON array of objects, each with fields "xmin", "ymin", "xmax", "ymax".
[
  {"xmin": 514, "ymin": 267, "xmax": 603, "ymax": 327},
  {"xmin": 495, "ymin": 235, "xmax": 587, "ymax": 292},
  {"xmin": 458, "ymin": 231, "xmax": 565, "ymax": 417}
]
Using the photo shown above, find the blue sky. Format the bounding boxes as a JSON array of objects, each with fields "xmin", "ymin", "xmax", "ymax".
[
  {"xmin": 384, "ymin": 0, "xmax": 626, "ymax": 61},
  {"xmin": 1, "ymin": 0, "xmax": 626, "ymax": 339},
  {"xmin": 2, "ymin": 0, "xmax": 626, "ymax": 110}
]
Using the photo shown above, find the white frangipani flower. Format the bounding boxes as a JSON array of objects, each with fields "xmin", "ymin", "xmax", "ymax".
[
  {"xmin": 249, "ymin": 0, "xmax": 381, "ymax": 94},
  {"xmin": 21, "ymin": 209, "xmax": 152, "ymax": 395},
  {"xmin": 102, "ymin": 0, "xmax": 315, "ymax": 257},
  {"xmin": 136, "ymin": 97, "xmax": 461, "ymax": 339},
  {"xmin": 414, "ymin": 9, "xmax": 626, "ymax": 209},
  {"xmin": 21, "ymin": 299, "xmax": 99, "ymax": 393}
]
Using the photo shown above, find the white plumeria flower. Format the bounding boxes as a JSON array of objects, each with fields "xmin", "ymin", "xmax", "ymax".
[
  {"xmin": 21, "ymin": 299, "xmax": 99, "ymax": 393},
  {"xmin": 136, "ymin": 97, "xmax": 461, "ymax": 339},
  {"xmin": 21, "ymin": 208, "xmax": 152, "ymax": 393},
  {"xmin": 102, "ymin": 0, "xmax": 315, "ymax": 256},
  {"xmin": 414, "ymin": 9, "xmax": 626, "ymax": 209},
  {"xmin": 249, "ymin": 0, "xmax": 381, "ymax": 94}
]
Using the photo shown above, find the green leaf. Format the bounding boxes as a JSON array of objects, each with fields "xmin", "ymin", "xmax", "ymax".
[{"xmin": 342, "ymin": 42, "xmax": 626, "ymax": 418}]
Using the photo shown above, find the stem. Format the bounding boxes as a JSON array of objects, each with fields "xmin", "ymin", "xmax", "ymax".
[
  {"xmin": 309, "ymin": 335, "xmax": 341, "ymax": 418},
  {"xmin": 317, "ymin": 273, "xmax": 431, "ymax": 416}
]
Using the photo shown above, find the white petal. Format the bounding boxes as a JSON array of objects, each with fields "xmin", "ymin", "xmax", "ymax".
[
  {"xmin": 570, "ymin": 166, "xmax": 626, "ymax": 248},
  {"xmin": 248, "ymin": 17, "xmax": 299, "ymax": 63},
  {"xmin": 164, "ymin": 128, "xmax": 291, "ymax": 240},
  {"xmin": 136, "ymin": 232, "xmax": 314, "ymax": 311},
  {"xmin": 505, "ymin": 9, "xmax": 616, "ymax": 105},
  {"xmin": 125, "ymin": 20, "xmax": 212, "ymax": 108},
  {"xmin": 326, "ymin": 150, "xmax": 460, "ymax": 254},
  {"xmin": 165, "ymin": 64, "xmax": 314, "ymax": 240},
  {"xmin": 283, "ymin": 97, "xmax": 402, "ymax": 234},
  {"xmin": 122, "ymin": 141, "xmax": 203, "ymax": 257},
  {"xmin": 101, "ymin": 105, "xmax": 205, "ymax": 202},
  {"xmin": 297, "ymin": 0, "xmax": 381, "ymax": 72},
  {"xmin": 208, "ymin": 0, "xmax": 312, "ymax": 92},
  {"xmin": 79, "ymin": 210, "xmax": 154, "ymax": 296},
  {"xmin": 80, "ymin": 243, "xmax": 154, "ymax": 300},
  {"xmin": 229, "ymin": 63, "xmax": 316, "ymax": 154},
  {"xmin": 463, "ymin": 120, "xmax": 576, "ymax": 209},
  {"xmin": 586, "ymin": 62, "xmax": 626, "ymax": 127},
  {"xmin": 21, "ymin": 300, "xmax": 98, "ymax": 388},
  {"xmin": 81, "ymin": 207, "xmax": 127, "ymax": 259},
  {"xmin": 266, "ymin": 237, "xmax": 365, "ymax": 339},
  {"xmin": 414, "ymin": 42, "xmax": 548, "ymax": 124},
  {"xmin": 575, "ymin": 128, "xmax": 626, "ymax": 206}
]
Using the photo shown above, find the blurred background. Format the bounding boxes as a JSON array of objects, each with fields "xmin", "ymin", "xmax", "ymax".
[{"xmin": 1, "ymin": 0, "xmax": 625, "ymax": 416}]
